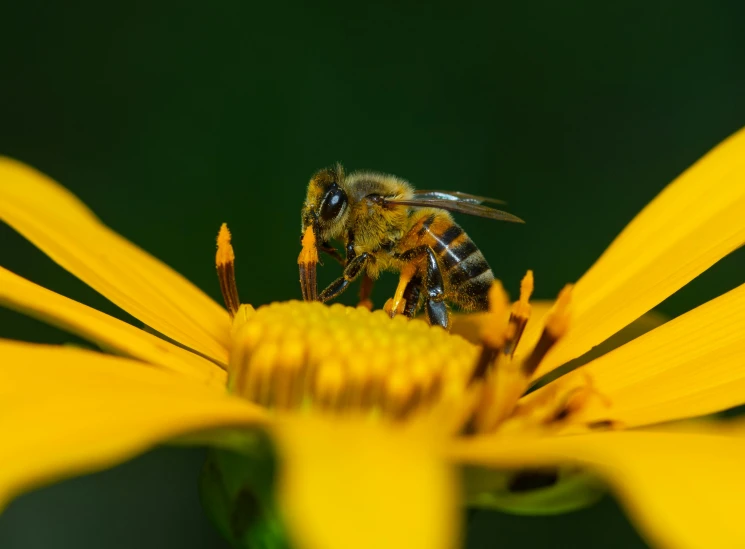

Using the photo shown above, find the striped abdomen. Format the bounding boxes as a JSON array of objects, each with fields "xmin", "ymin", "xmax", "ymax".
[{"xmin": 419, "ymin": 214, "xmax": 494, "ymax": 311}]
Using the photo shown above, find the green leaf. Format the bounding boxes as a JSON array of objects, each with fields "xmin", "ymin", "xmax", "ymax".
[
  {"xmin": 200, "ymin": 433, "xmax": 293, "ymax": 549},
  {"xmin": 463, "ymin": 466, "xmax": 606, "ymax": 515}
]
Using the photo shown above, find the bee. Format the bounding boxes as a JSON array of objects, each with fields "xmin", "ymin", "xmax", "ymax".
[{"xmin": 298, "ymin": 164, "xmax": 523, "ymax": 330}]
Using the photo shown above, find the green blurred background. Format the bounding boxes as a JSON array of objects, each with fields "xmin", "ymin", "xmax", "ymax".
[{"xmin": 1, "ymin": 1, "xmax": 744, "ymax": 547}]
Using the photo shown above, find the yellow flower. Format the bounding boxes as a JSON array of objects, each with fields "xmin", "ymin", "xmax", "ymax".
[{"xmin": 1, "ymin": 126, "xmax": 745, "ymax": 549}]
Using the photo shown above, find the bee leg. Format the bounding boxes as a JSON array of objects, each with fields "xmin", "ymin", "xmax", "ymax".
[
  {"xmin": 395, "ymin": 246, "xmax": 449, "ymax": 329},
  {"xmin": 318, "ymin": 252, "xmax": 370, "ymax": 303},
  {"xmin": 401, "ymin": 275, "xmax": 423, "ymax": 318},
  {"xmin": 423, "ymin": 271, "xmax": 449, "ymax": 329}
]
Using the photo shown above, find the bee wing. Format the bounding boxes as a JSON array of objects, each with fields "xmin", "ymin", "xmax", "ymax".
[
  {"xmin": 412, "ymin": 190, "xmax": 506, "ymax": 206},
  {"xmin": 385, "ymin": 198, "xmax": 524, "ymax": 223}
]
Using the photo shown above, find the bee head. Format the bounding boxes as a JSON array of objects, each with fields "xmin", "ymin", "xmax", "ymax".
[{"xmin": 301, "ymin": 163, "xmax": 349, "ymax": 243}]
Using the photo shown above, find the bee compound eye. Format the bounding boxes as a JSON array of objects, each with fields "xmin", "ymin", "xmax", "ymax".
[{"xmin": 319, "ymin": 187, "xmax": 347, "ymax": 221}]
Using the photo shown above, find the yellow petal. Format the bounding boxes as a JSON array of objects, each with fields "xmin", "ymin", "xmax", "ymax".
[
  {"xmin": 0, "ymin": 266, "xmax": 226, "ymax": 387},
  {"xmin": 566, "ymin": 281, "xmax": 745, "ymax": 428},
  {"xmin": 451, "ymin": 426, "xmax": 745, "ymax": 549},
  {"xmin": 272, "ymin": 416, "xmax": 460, "ymax": 549},
  {"xmin": 0, "ymin": 339, "xmax": 266, "ymax": 510},
  {"xmin": 0, "ymin": 158, "xmax": 231, "ymax": 364},
  {"xmin": 536, "ymin": 127, "xmax": 745, "ymax": 377}
]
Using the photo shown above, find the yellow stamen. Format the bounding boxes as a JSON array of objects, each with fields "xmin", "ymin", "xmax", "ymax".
[
  {"xmin": 473, "ymin": 283, "xmax": 575, "ymax": 432},
  {"xmin": 544, "ymin": 283, "xmax": 572, "ymax": 339},
  {"xmin": 515, "ymin": 270, "xmax": 534, "ymax": 317},
  {"xmin": 216, "ymin": 223, "xmax": 240, "ymax": 317},
  {"xmin": 471, "ymin": 282, "xmax": 527, "ymax": 432},
  {"xmin": 521, "ymin": 284, "xmax": 573, "ymax": 376},
  {"xmin": 480, "ymin": 281, "xmax": 511, "ymax": 350},
  {"xmin": 216, "ymin": 223, "xmax": 235, "ymax": 266},
  {"xmin": 298, "ymin": 225, "xmax": 319, "ymax": 301},
  {"xmin": 504, "ymin": 270, "xmax": 533, "ymax": 357},
  {"xmin": 450, "ymin": 283, "xmax": 516, "ymax": 433},
  {"xmin": 468, "ymin": 281, "xmax": 511, "ymax": 389},
  {"xmin": 298, "ymin": 225, "xmax": 318, "ymax": 264}
]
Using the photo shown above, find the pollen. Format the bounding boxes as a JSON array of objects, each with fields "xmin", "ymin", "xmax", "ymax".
[
  {"xmin": 298, "ymin": 225, "xmax": 319, "ymax": 302},
  {"xmin": 298, "ymin": 225, "xmax": 318, "ymax": 266},
  {"xmin": 216, "ymin": 223, "xmax": 235, "ymax": 266},
  {"xmin": 228, "ymin": 300, "xmax": 478, "ymax": 420}
]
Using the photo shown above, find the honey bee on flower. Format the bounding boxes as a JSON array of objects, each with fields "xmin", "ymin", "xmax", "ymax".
[
  {"xmin": 0, "ymin": 127, "xmax": 745, "ymax": 549},
  {"xmin": 296, "ymin": 164, "xmax": 523, "ymax": 329}
]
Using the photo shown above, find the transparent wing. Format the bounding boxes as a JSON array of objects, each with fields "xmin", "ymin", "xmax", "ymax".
[
  {"xmin": 412, "ymin": 190, "xmax": 506, "ymax": 205},
  {"xmin": 385, "ymin": 198, "xmax": 524, "ymax": 223}
]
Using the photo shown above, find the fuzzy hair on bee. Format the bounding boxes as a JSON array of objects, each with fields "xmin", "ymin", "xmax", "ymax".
[{"xmin": 298, "ymin": 163, "xmax": 523, "ymax": 330}]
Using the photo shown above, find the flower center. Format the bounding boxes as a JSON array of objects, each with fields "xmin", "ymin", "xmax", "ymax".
[{"xmin": 227, "ymin": 301, "xmax": 478, "ymax": 420}]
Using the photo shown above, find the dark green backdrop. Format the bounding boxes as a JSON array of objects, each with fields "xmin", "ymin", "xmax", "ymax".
[{"xmin": 1, "ymin": 1, "xmax": 744, "ymax": 548}]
